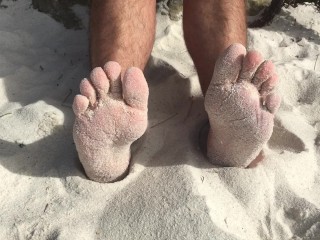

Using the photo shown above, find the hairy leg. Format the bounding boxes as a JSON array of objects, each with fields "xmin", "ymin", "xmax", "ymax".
[
  {"xmin": 90, "ymin": 0, "xmax": 156, "ymax": 71},
  {"xmin": 73, "ymin": 0, "xmax": 156, "ymax": 182},
  {"xmin": 183, "ymin": 0, "xmax": 246, "ymax": 94}
]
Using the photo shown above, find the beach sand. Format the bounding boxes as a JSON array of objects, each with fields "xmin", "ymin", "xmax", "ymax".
[{"xmin": 0, "ymin": 1, "xmax": 319, "ymax": 239}]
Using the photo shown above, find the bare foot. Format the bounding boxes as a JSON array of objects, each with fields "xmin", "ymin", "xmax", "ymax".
[
  {"xmin": 73, "ymin": 62, "xmax": 148, "ymax": 182},
  {"xmin": 204, "ymin": 43, "xmax": 281, "ymax": 167}
]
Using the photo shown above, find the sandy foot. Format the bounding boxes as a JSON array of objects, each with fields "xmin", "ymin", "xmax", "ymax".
[
  {"xmin": 204, "ymin": 43, "xmax": 281, "ymax": 167},
  {"xmin": 73, "ymin": 62, "xmax": 148, "ymax": 182}
]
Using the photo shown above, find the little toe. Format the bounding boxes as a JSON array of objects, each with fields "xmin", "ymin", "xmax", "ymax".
[
  {"xmin": 80, "ymin": 78, "xmax": 96, "ymax": 105},
  {"xmin": 123, "ymin": 67, "xmax": 149, "ymax": 110},
  {"xmin": 90, "ymin": 67, "xmax": 110, "ymax": 99},
  {"xmin": 260, "ymin": 73, "xmax": 279, "ymax": 96},
  {"xmin": 238, "ymin": 50, "xmax": 264, "ymax": 82},
  {"xmin": 211, "ymin": 43, "xmax": 246, "ymax": 86},
  {"xmin": 73, "ymin": 94, "xmax": 89, "ymax": 116},
  {"xmin": 252, "ymin": 60, "xmax": 275, "ymax": 90},
  {"xmin": 265, "ymin": 92, "xmax": 281, "ymax": 114},
  {"xmin": 103, "ymin": 61, "xmax": 122, "ymax": 96}
]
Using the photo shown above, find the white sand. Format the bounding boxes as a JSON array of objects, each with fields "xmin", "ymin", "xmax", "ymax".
[{"xmin": 0, "ymin": 1, "xmax": 320, "ymax": 239}]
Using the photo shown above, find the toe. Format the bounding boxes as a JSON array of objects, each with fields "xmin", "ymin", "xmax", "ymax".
[
  {"xmin": 90, "ymin": 67, "xmax": 110, "ymax": 99},
  {"xmin": 265, "ymin": 92, "xmax": 281, "ymax": 114},
  {"xmin": 211, "ymin": 43, "xmax": 246, "ymax": 86},
  {"xmin": 238, "ymin": 50, "xmax": 264, "ymax": 82},
  {"xmin": 123, "ymin": 67, "xmax": 149, "ymax": 110},
  {"xmin": 73, "ymin": 94, "xmax": 89, "ymax": 116},
  {"xmin": 103, "ymin": 61, "xmax": 122, "ymax": 96},
  {"xmin": 80, "ymin": 78, "xmax": 96, "ymax": 105},
  {"xmin": 260, "ymin": 73, "xmax": 279, "ymax": 96},
  {"xmin": 252, "ymin": 60, "xmax": 275, "ymax": 90}
]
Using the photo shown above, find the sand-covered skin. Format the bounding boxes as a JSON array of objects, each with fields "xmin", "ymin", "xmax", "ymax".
[
  {"xmin": 205, "ymin": 43, "xmax": 280, "ymax": 167},
  {"xmin": 73, "ymin": 62, "xmax": 148, "ymax": 183},
  {"xmin": 0, "ymin": 1, "xmax": 320, "ymax": 239}
]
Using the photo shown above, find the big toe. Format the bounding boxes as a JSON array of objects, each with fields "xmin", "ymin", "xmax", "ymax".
[
  {"xmin": 123, "ymin": 67, "xmax": 149, "ymax": 110},
  {"xmin": 211, "ymin": 43, "xmax": 246, "ymax": 86}
]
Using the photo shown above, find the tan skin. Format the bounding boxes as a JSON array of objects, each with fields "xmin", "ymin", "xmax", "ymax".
[
  {"xmin": 90, "ymin": 0, "xmax": 247, "ymax": 93},
  {"xmin": 90, "ymin": 0, "xmax": 262, "ymax": 163},
  {"xmin": 90, "ymin": 0, "xmax": 156, "ymax": 74}
]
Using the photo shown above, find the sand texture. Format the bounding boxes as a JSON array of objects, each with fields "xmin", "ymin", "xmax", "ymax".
[{"xmin": 0, "ymin": 1, "xmax": 320, "ymax": 239}]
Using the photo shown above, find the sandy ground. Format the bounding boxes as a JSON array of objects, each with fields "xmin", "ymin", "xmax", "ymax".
[{"xmin": 0, "ymin": 1, "xmax": 320, "ymax": 239}]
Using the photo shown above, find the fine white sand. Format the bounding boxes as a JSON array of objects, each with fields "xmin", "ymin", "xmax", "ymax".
[{"xmin": 0, "ymin": 1, "xmax": 320, "ymax": 239}]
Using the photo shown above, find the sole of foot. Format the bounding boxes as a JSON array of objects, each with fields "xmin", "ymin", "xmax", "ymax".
[
  {"xmin": 73, "ymin": 61, "xmax": 149, "ymax": 183},
  {"xmin": 204, "ymin": 43, "xmax": 281, "ymax": 167}
]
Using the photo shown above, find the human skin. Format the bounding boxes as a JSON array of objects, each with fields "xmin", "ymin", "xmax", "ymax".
[
  {"xmin": 183, "ymin": 0, "xmax": 247, "ymax": 94},
  {"xmin": 90, "ymin": 0, "xmax": 156, "ymax": 72},
  {"xmin": 72, "ymin": 0, "xmax": 280, "ymax": 182}
]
